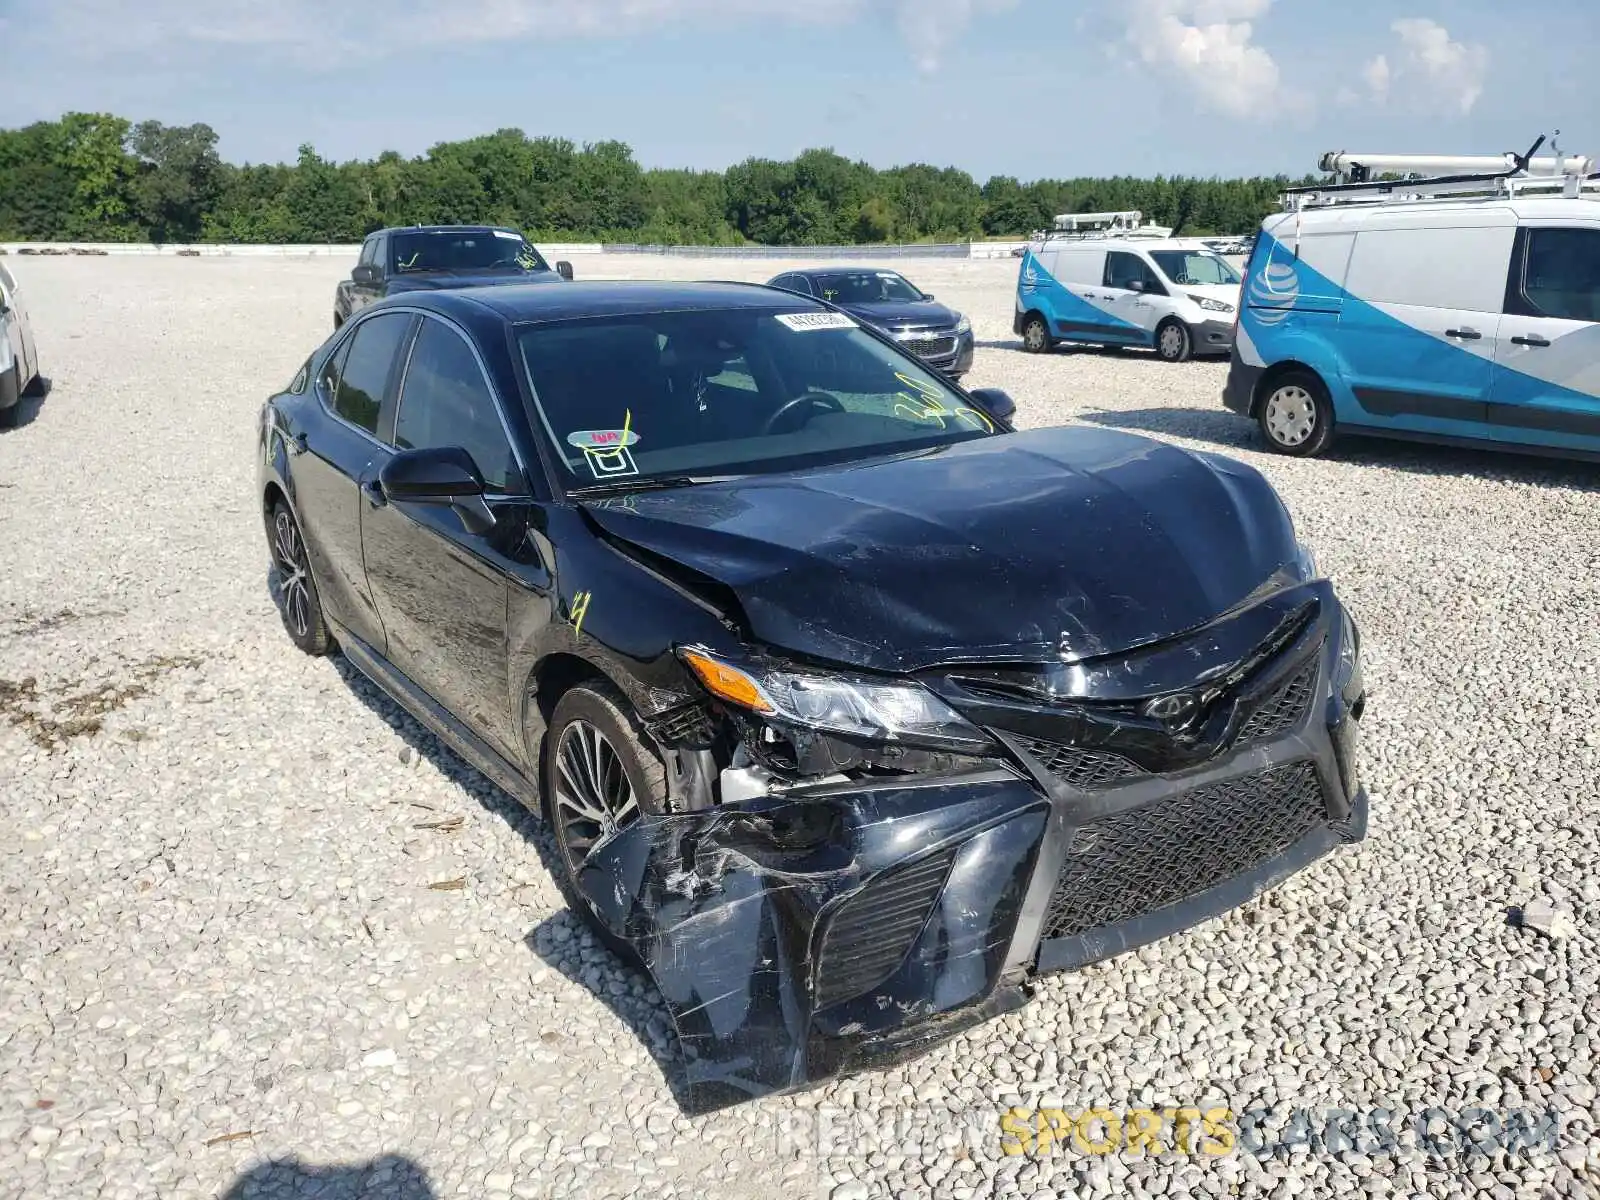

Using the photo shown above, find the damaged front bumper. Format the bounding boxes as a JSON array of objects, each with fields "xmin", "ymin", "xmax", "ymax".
[{"xmin": 576, "ymin": 581, "xmax": 1368, "ymax": 1114}]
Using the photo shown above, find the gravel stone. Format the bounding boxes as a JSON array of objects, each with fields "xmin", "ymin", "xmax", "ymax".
[{"xmin": 2, "ymin": 254, "xmax": 1597, "ymax": 1200}]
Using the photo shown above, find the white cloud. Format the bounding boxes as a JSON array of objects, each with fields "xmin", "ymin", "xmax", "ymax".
[
  {"xmin": 1363, "ymin": 18, "xmax": 1488, "ymax": 114},
  {"xmin": 14, "ymin": 0, "xmax": 1010, "ymax": 73},
  {"xmin": 1120, "ymin": 0, "xmax": 1289, "ymax": 118}
]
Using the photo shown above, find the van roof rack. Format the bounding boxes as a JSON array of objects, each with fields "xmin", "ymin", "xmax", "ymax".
[
  {"xmin": 1283, "ymin": 133, "xmax": 1598, "ymax": 210},
  {"xmin": 1033, "ymin": 210, "xmax": 1175, "ymax": 241}
]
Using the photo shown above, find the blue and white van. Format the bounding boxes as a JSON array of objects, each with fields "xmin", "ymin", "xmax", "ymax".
[
  {"xmin": 1224, "ymin": 147, "xmax": 1600, "ymax": 460},
  {"xmin": 1014, "ymin": 218, "xmax": 1242, "ymax": 363}
]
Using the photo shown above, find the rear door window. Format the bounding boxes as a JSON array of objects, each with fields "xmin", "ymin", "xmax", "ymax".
[{"xmin": 332, "ymin": 312, "xmax": 413, "ymax": 435}]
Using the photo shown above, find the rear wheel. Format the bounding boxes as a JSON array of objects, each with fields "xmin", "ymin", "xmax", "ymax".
[
  {"xmin": 544, "ymin": 681, "xmax": 666, "ymax": 963},
  {"xmin": 1156, "ymin": 319, "xmax": 1193, "ymax": 363},
  {"xmin": 1021, "ymin": 314, "xmax": 1053, "ymax": 354},
  {"xmin": 269, "ymin": 500, "xmax": 334, "ymax": 655},
  {"xmin": 1258, "ymin": 370, "xmax": 1335, "ymax": 457},
  {"xmin": 0, "ymin": 366, "xmax": 19, "ymax": 429}
]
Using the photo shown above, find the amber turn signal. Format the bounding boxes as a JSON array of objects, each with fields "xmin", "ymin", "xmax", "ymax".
[{"xmin": 681, "ymin": 649, "xmax": 774, "ymax": 714}]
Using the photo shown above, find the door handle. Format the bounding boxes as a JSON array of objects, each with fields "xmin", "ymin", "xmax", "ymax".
[
  {"xmin": 1444, "ymin": 328, "xmax": 1482, "ymax": 340},
  {"xmin": 1510, "ymin": 334, "xmax": 1551, "ymax": 347}
]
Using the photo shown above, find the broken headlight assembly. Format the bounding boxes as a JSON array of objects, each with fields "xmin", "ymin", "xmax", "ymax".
[{"xmin": 678, "ymin": 646, "xmax": 992, "ymax": 754}]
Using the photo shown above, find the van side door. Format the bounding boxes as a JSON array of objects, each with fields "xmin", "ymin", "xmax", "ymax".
[
  {"xmin": 1097, "ymin": 251, "xmax": 1168, "ymax": 346},
  {"xmin": 1487, "ymin": 223, "xmax": 1600, "ymax": 451},
  {"xmin": 1335, "ymin": 219, "xmax": 1512, "ymax": 437}
]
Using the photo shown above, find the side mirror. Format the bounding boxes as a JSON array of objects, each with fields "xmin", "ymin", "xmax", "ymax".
[
  {"xmin": 922, "ymin": 292, "xmax": 936, "ymax": 300},
  {"xmin": 379, "ymin": 446, "xmax": 495, "ymax": 533},
  {"xmin": 352, "ymin": 264, "xmax": 378, "ymax": 285},
  {"xmin": 556, "ymin": 261, "xmax": 574, "ymax": 281},
  {"xmin": 1127, "ymin": 279, "xmax": 1145, "ymax": 293},
  {"xmin": 967, "ymin": 387, "xmax": 1016, "ymax": 425}
]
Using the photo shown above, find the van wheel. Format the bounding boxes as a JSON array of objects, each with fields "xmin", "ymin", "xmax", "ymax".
[
  {"xmin": 1021, "ymin": 315, "xmax": 1053, "ymax": 354},
  {"xmin": 1258, "ymin": 370, "xmax": 1334, "ymax": 457},
  {"xmin": 1156, "ymin": 320, "xmax": 1192, "ymax": 363}
]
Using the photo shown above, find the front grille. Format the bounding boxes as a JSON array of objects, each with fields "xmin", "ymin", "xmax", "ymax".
[
  {"xmin": 1236, "ymin": 664, "xmax": 1316, "ymax": 745},
  {"xmin": 899, "ymin": 335, "xmax": 957, "ymax": 358},
  {"xmin": 815, "ymin": 848, "xmax": 956, "ymax": 1010},
  {"xmin": 1040, "ymin": 761, "xmax": 1327, "ymax": 942},
  {"xmin": 1013, "ymin": 738, "xmax": 1143, "ymax": 789}
]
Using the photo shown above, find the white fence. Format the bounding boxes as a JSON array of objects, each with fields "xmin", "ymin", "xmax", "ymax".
[{"xmin": 1, "ymin": 240, "xmax": 1023, "ymax": 260}]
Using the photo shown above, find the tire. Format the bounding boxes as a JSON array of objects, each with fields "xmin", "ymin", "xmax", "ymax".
[
  {"xmin": 1021, "ymin": 314, "xmax": 1053, "ymax": 354},
  {"xmin": 1257, "ymin": 370, "xmax": 1335, "ymax": 457},
  {"xmin": 0, "ymin": 366, "xmax": 18, "ymax": 429},
  {"xmin": 21, "ymin": 370, "xmax": 45, "ymax": 398},
  {"xmin": 268, "ymin": 500, "xmax": 334, "ymax": 655},
  {"xmin": 1156, "ymin": 319, "xmax": 1193, "ymax": 363},
  {"xmin": 543, "ymin": 680, "xmax": 667, "ymax": 963}
]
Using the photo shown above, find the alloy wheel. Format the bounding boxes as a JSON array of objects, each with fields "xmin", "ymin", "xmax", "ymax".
[
  {"xmin": 273, "ymin": 509, "xmax": 313, "ymax": 639},
  {"xmin": 1264, "ymin": 385, "xmax": 1317, "ymax": 447},
  {"xmin": 553, "ymin": 719, "xmax": 642, "ymax": 866}
]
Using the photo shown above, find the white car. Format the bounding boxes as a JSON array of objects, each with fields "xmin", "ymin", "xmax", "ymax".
[{"xmin": 0, "ymin": 261, "xmax": 43, "ymax": 428}]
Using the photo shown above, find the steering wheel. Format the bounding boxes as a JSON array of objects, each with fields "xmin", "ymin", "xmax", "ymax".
[{"xmin": 761, "ymin": 391, "xmax": 845, "ymax": 435}]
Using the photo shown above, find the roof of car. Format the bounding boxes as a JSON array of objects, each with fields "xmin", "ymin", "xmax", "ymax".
[
  {"xmin": 418, "ymin": 279, "xmax": 823, "ymax": 324},
  {"xmin": 781, "ymin": 266, "xmax": 908, "ymax": 277},
  {"xmin": 375, "ymin": 224, "xmax": 520, "ymax": 236}
]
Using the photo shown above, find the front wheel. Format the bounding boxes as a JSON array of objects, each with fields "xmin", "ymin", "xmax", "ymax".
[
  {"xmin": 544, "ymin": 681, "xmax": 666, "ymax": 963},
  {"xmin": 0, "ymin": 366, "xmax": 19, "ymax": 429},
  {"xmin": 1156, "ymin": 319, "xmax": 1193, "ymax": 363},
  {"xmin": 1021, "ymin": 314, "xmax": 1053, "ymax": 354},
  {"xmin": 1258, "ymin": 370, "xmax": 1335, "ymax": 457}
]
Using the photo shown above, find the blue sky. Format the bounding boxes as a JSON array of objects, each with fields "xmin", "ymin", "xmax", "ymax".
[{"xmin": 2, "ymin": 0, "xmax": 1595, "ymax": 180}]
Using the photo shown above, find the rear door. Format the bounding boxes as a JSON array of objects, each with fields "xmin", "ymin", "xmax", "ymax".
[
  {"xmin": 1334, "ymin": 216, "xmax": 1514, "ymax": 436},
  {"xmin": 360, "ymin": 313, "xmax": 535, "ymax": 758},
  {"xmin": 291, "ymin": 309, "xmax": 416, "ymax": 652},
  {"xmin": 1487, "ymin": 223, "xmax": 1600, "ymax": 452}
]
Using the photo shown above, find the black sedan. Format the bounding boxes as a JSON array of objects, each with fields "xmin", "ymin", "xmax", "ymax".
[
  {"xmin": 766, "ymin": 267, "xmax": 975, "ymax": 379},
  {"xmin": 334, "ymin": 224, "xmax": 572, "ymax": 328},
  {"xmin": 257, "ymin": 280, "xmax": 1368, "ymax": 1113}
]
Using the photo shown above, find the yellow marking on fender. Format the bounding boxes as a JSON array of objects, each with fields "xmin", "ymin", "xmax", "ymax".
[{"xmin": 571, "ymin": 591, "xmax": 593, "ymax": 638}]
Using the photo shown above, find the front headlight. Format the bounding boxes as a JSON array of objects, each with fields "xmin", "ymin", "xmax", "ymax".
[
  {"xmin": 955, "ymin": 314, "xmax": 971, "ymax": 335},
  {"xmin": 1188, "ymin": 293, "xmax": 1236, "ymax": 314},
  {"xmin": 680, "ymin": 647, "xmax": 991, "ymax": 752}
]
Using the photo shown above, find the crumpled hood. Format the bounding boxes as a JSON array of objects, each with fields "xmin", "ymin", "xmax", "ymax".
[
  {"xmin": 581, "ymin": 426, "xmax": 1301, "ymax": 673},
  {"xmin": 840, "ymin": 298, "xmax": 962, "ymax": 330},
  {"xmin": 387, "ymin": 269, "xmax": 564, "ymax": 292}
]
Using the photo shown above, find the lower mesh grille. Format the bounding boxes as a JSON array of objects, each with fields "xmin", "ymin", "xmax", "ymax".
[
  {"xmin": 1041, "ymin": 761, "xmax": 1327, "ymax": 942},
  {"xmin": 649, "ymin": 702, "xmax": 715, "ymax": 747},
  {"xmin": 1236, "ymin": 664, "xmax": 1317, "ymax": 745},
  {"xmin": 815, "ymin": 849, "xmax": 955, "ymax": 1010},
  {"xmin": 1014, "ymin": 738, "xmax": 1144, "ymax": 788}
]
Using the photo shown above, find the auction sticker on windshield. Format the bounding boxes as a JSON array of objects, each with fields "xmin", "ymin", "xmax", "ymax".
[
  {"xmin": 494, "ymin": 230, "xmax": 521, "ymax": 240},
  {"xmin": 776, "ymin": 312, "xmax": 857, "ymax": 332},
  {"xmin": 567, "ymin": 429, "xmax": 642, "ymax": 450}
]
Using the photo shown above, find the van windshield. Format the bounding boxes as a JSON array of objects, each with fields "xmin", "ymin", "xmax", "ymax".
[{"xmin": 1150, "ymin": 251, "xmax": 1241, "ymax": 287}]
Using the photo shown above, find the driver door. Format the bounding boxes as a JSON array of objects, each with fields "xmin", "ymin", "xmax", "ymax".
[
  {"xmin": 1097, "ymin": 251, "xmax": 1165, "ymax": 346},
  {"xmin": 360, "ymin": 313, "xmax": 534, "ymax": 759}
]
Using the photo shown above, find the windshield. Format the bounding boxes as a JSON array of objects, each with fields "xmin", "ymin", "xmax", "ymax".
[
  {"xmin": 517, "ymin": 308, "xmax": 998, "ymax": 489},
  {"xmin": 391, "ymin": 230, "xmax": 550, "ymax": 274},
  {"xmin": 810, "ymin": 271, "xmax": 925, "ymax": 305},
  {"xmin": 1149, "ymin": 250, "xmax": 1241, "ymax": 287}
]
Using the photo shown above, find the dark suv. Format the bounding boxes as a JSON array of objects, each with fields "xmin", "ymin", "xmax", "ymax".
[
  {"xmin": 259, "ymin": 280, "xmax": 1367, "ymax": 1114},
  {"xmin": 334, "ymin": 224, "xmax": 573, "ymax": 329}
]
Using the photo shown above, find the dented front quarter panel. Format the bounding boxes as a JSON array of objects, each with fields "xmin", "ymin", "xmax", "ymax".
[{"xmin": 576, "ymin": 771, "xmax": 1049, "ymax": 1114}]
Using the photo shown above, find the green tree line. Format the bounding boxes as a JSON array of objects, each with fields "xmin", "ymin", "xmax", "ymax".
[{"xmin": 0, "ymin": 112, "xmax": 1317, "ymax": 246}]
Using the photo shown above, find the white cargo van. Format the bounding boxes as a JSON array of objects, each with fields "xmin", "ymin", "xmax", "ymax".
[
  {"xmin": 1014, "ymin": 212, "xmax": 1243, "ymax": 362},
  {"xmin": 0, "ymin": 260, "xmax": 42, "ymax": 429},
  {"xmin": 1224, "ymin": 141, "xmax": 1600, "ymax": 461}
]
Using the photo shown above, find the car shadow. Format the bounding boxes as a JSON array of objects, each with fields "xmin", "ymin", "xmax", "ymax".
[
  {"xmin": 263, "ymin": 569, "xmax": 696, "ymax": 1110},
  {"xmin": 1079, "ymin": 406, "xmax": 1600, "ymax": 492},
  {"xmin": 219, "ymin": 1153, "xmax": 435, "ymax": 1198},
  {"xmin": 1081, "ymin": 409, "xmax": 1593, "ymax": 492},
  {"xmin": 1, "ymin": 376, "xmax": 51, "ymax": 431}
]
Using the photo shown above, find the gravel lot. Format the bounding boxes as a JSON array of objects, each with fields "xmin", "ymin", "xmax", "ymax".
[{"xmin": 2, "ymin": 252, "xmax": 1598, "ymax": 1200}]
